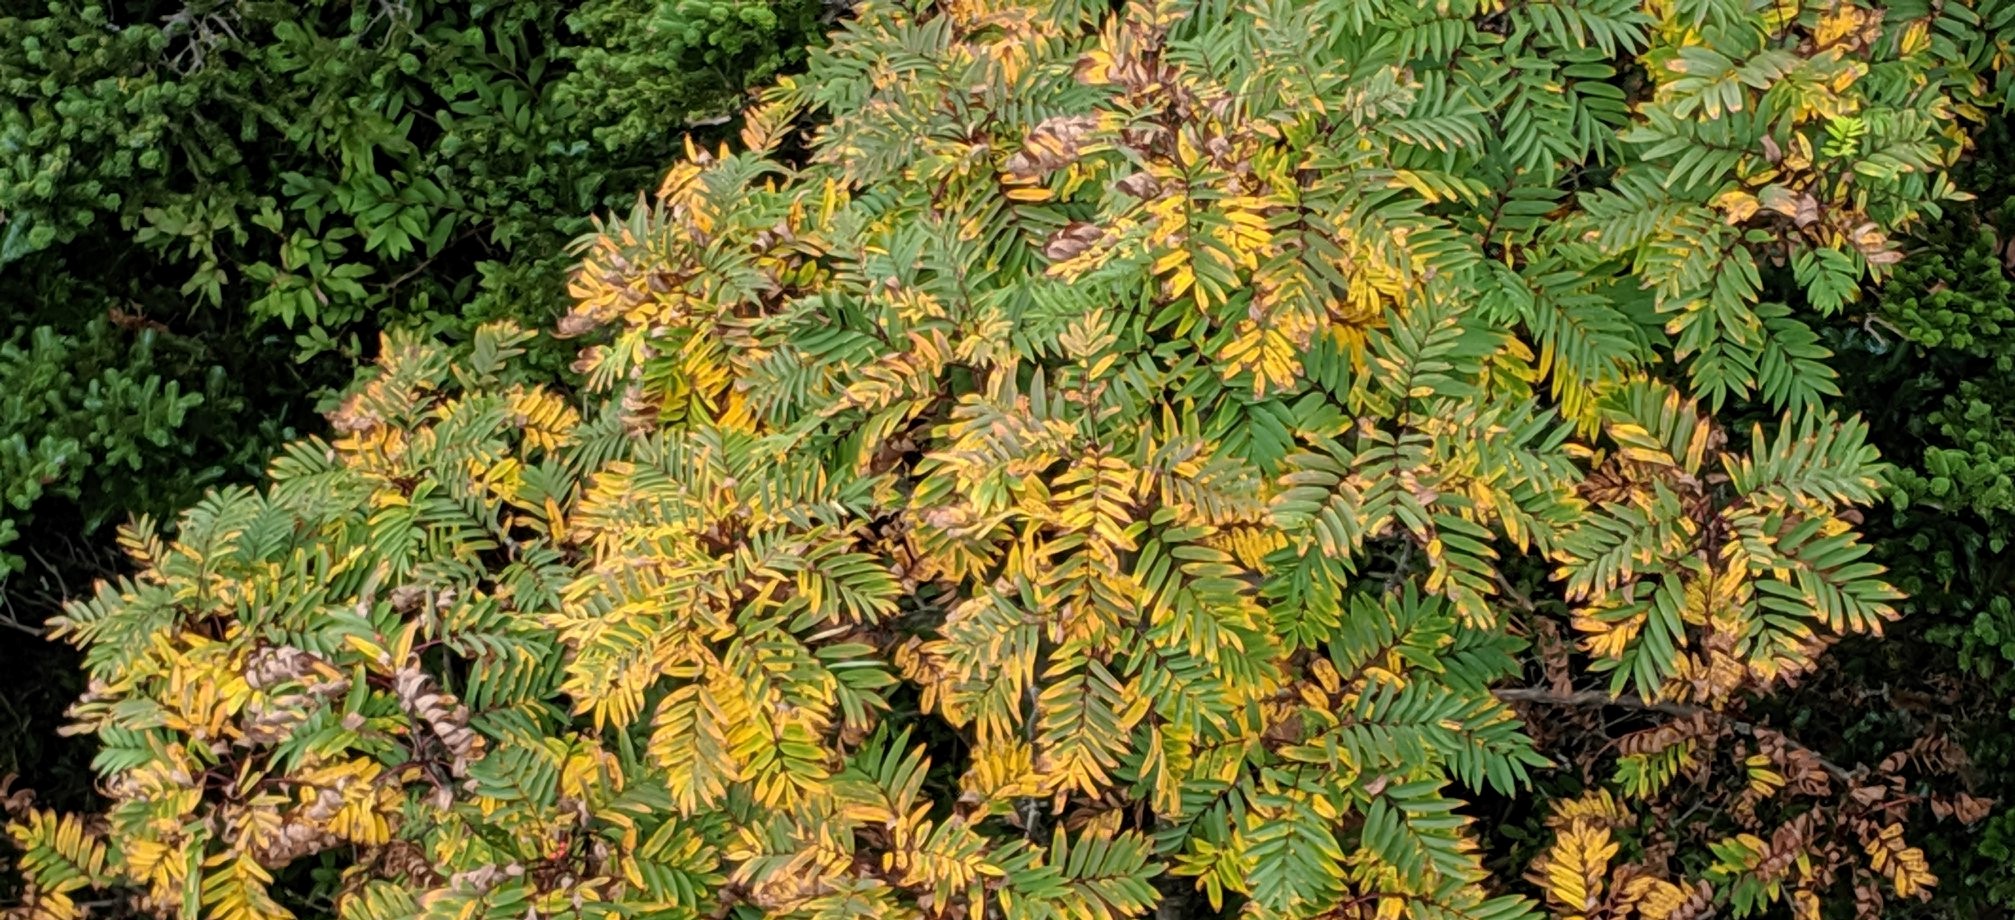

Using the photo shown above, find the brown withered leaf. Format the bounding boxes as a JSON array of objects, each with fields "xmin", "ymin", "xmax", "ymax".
[
  {"xmin": 0, "ymin": 775, "xmax": 33, "ymax": 819},
  {"xmin": 253, "ymin": 815, "xmax": 343, "ymax": 866},
  {"xmin": 1115, "ymin": 172, "xmax": 1161, "ymax": 199},
  {"xmin": 1930, "ymin": 792, "xmax": 1994, "ymax": 825},
  {"xmin": 555, "ymin": 311, "xmax": 602, "ymax": 338},
  {"xmin": 1004, "ymin": 114, "xmax": 1099, "ymax": 180},
  {"xmin": 1756, "ymin": 815, "xmax": 1811, "ymax": 881},
  {"xmin": 107, "ymin": 305, "xmax": 170, "ymax": 334},
  {"xmin": 393, "ymin": 662, "xmax": 484, "ymax": 777},
  {"xmin": 1854, "ymin": 880, "xmax": 1885, "ymax": 920},
  {"xmin": 1758, "ymin": 185, "xmax": 1820, "ymax": 227},
  {"xmin": 1907, "ymin": 732, "xmax": 1970, "ymax": 773},
  {"xmin": 246, "ymin": 645, "xmax": 350, "ymax": 697},
  {"xmin": 1532, "ymin": 618, "xmax": 1575, "ymax": 695},
  {"xmin": 327, "ymin": 392, "xmax": 382, "ymax": 435},
  {"xmin": 1043, "ymin": 222, "xmax": 1105, "ymax": 263}
]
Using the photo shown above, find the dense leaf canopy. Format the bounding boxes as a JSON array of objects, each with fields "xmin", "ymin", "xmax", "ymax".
[{"xmin": 7, "ymin": 0, "xmax": 2008, "ymax": 917}]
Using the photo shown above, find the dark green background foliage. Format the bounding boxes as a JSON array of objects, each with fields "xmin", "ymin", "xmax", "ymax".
[
  {"xmin": 0, "ymin": 0, "xmax": 820, "ymax": 571},
  {"xmin": 0, "ymin": 0, "xmax": 821, "ymax": 817},
  {"xmin": 1798, "ymin": 117, "xmax": 2015, "ymax": 913},
  {"xmin": 0, "ymin": 319, "xmax": 264, "ymax": 570}
]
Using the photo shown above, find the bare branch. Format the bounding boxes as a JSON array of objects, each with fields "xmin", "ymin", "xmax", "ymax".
[{"xmin": 1495, "ymin": 686, "xmax": 1868, "ymax": 783}]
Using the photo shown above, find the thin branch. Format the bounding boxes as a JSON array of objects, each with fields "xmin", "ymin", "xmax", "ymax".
[
  {"xmin": 0, "ymin": 591, "xmax": 47, "ymax": 637},
  {"xmin": 26, "ymin": 543, "xmax": 72, "ymax": 601},
  {"xmin": 1493, "ymin": 570, "xmax": 1537, "ymax": 614},
  {"xmin": 0, "ymin": 612, "xmax": 46, "ymax": 638},
  {"xmin": 376, "ymin": 224, "xmax": 489, "ymax": 292},
  {"xmin": 1494, "ymin": 686, "xmax": 1868, "ymax": 784}
]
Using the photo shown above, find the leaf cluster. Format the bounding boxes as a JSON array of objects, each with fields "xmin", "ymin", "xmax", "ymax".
[
  {"xmin": 1797, "ymin": 111, "xmax": 2015, "ymax": 912},
  {"xmin": 0, "ymin": 0, "xmax": 823, "ymax": 570},
  {"xmin": 5, "ymin": 0, "xmax": 2002, "ymax": 917},
  {"xmin": 0, "ymin": 0, "xmax": 826, "ymax": 809},
  {"xmin": 0, "ymin": 318, "xmax": 267, "ymax": 577}
]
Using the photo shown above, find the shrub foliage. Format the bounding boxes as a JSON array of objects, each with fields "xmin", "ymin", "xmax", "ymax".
[
  {"xmin": 0, "ymin": 0, "xmax": 822, "ymax": 577},
  {"xmin": 0, "ymin": 320, "xmax": 248, "ymax": 574},
  {"xmin": 6, "ymin": 0, "xmax": 2007, "ymax": 917},
  {"xmin": 1799, "ymin": 120, "xmax": 2015, "ymax": 910}
]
